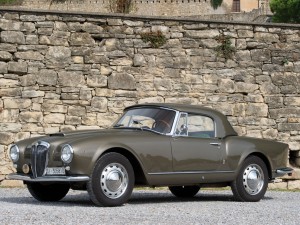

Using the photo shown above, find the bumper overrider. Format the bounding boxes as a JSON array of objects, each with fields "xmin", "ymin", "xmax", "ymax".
[
  {"xmin": 275, "ymin": 167, "xmax": 293, "ymax": 176},
  {"xmin": 8, "ymin": 173, "xmax": 90, "ymax": 182}
]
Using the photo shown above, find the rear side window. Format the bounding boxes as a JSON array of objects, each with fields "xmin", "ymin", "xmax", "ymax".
[
  {"xmin": 175, "ymin": 113, "xmax": 215, "ymax": 138},
  {"xmin": 187, "ymin": 114, "xmax": 215, "ymax": 138}
]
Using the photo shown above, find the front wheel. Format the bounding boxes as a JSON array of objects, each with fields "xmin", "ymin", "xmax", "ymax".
[
  {"xmin": 169, "ymin": 185, "xmax": 200, "ymax": 198},
  {"xmin": 27, "ymin": 182, "xmax": 70, "ymax": 202},
  {"xmin": 87, "ymin": 152, "xmax": 135, "ymax": 207},
  {"xmin": 231, "ymin": 156, "xmax": 268, "ymax": 202}
]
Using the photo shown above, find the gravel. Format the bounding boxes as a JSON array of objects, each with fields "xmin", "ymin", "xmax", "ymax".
[{"xmin": 0, "ymin": 188, "xmax": 299, "ymax": 225}]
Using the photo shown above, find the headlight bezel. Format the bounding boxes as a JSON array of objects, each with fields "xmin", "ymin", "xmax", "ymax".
[
  {"xmin": 61, "ymin": 144, "xmax": 74, "ymax": 164},
  {"xmin": 9, "ymin": 144, "xmax": 20, "ymax": 163}
]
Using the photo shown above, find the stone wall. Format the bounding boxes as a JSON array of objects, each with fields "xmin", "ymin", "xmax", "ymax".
[{"xmin": 0, "ymin": 8, "xmax": 300, "ymax": 188}]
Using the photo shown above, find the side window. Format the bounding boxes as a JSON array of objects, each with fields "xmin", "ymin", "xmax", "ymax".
[
  {"xmin": 187, "ymin": 114, "xmax": 215, "ymax": 138},
  {"xmin": 175, "ymin": 113, "xmax": 188, "ymax": 136}
]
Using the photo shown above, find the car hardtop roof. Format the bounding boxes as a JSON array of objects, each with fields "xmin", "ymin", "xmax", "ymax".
[
  {"xmin": 126, "ymin": 103, "xmax": 221, "ymax": 116},
  {"xmin": 125, "ymin": 103, "xmax": 238, "ymax": 138}
]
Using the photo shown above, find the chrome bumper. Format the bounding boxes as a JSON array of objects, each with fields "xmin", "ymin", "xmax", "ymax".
[
  {"xmin": 8, "ymin": 173, "xmax": 90, "ymax": 182},
  {"xmin": 275, "ymin": 167, "xmax": 293, "ymax": 176}
]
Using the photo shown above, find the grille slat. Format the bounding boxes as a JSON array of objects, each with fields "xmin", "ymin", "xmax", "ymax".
[{"xmin": 31, "ymin": 141, "xmax": 50, "ymax": 178}]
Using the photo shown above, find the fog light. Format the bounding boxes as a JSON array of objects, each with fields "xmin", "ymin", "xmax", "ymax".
[{"xmin": 22, "ymin": 164, "xmax": 30, "ymax": 174}]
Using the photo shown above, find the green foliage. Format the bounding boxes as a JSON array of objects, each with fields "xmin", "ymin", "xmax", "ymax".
[
  {"xmin": 141, "ymin": 31, "xmax": 167, "ymax": 48},
  {"xmin": 270, "ymin": 0, "xmax": 300, "ymax": 23},
  {"xmin": 214, "ymin": 34, "xmax": 236, "ymax": 61},
  {"xmin": 0, "ymin": 0, "xmax": 22, "ymax": 5},
  {"xmin": 210, "ymin": 0, "xmax": 223, "ymax": 10}
]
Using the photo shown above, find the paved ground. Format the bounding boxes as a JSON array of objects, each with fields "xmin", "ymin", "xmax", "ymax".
[{"xmin": 0, "ymin": 188, "xmax": 299, "ymax": 224}]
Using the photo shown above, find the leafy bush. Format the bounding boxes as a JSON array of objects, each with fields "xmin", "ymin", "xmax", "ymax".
[{"xmin": 270, "ymin": 0, "xmax": 300, "ymax": 23}]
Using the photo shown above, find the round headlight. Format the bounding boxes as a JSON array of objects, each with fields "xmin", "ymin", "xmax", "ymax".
[
  {"xmin": 61, "ymin": 144, "xmax": 74, "ymax": 164},
  {"xmin": 10, "ymin": 145, "xmax": 20, "ymax": 163}
]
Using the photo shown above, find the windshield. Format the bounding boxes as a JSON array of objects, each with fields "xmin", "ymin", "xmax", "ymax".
[{"xmin": 113, "ymin": 107, "xmax": 176, "ymax": 134}]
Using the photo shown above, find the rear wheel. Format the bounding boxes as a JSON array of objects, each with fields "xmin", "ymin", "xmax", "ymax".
[
  {"xmin": 27, "ymin": 182, "xmax": 70, "ymax": 201},
  {"xmin": 169, "ymin": 185, "xmax": 200, "ymax": 198},
  {"xmin": 231, "ymin": 156, "xmax": 268, "ymax": 202},
  {"xmin": 87, "ymin": 152, "xmax": 134, "ymax": 207}
]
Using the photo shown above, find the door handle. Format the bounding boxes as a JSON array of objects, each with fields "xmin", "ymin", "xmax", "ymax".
[{"xmin": 210, "ymin": 142, "xmax": 221, "ymax": 147}]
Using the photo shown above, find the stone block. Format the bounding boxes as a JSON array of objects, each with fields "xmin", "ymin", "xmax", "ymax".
[
  {"xmin": 0, "ymin": 109, "xmax": 19, "ymax": 122},
  {"xmin": 22, "ymin": 90, "xmax": 44, "ymax": 98},
  {"xmin": 138, "ymin": 97, "xmax": 164, "ymax": 104},
  {"xmin": 254, "ymin": 32, "xmax": 279, "ymax": 43},
  {"xmin": 42, "ymin": 103, "xmax": 67, "ymax": 113},
  {"xmin": 218, "ymin": 79, "xmax": 235, "ymax": 93},
  {"xmin": 37, "ymin": 69, "xmax": 58, "ymax": 86},
  {"xmin": 0, "ymin": 123, "xmax": 22, "ymax": 132},
  {"xmin": 246, "ymin": 103, "xmax": 268, "ymax": 117},
  {"xmin": 58, "ymin": 71, "xmax": 85, "ymax": 87},
  {"xmin": 1, "ymin": 31, "xmax": 25, "ymax": 44},
  {"xmin": 4, "ymin": 99, "xmax": 31, "ymax": 109},
  {"xmin": 20, "ymin": 112, "xmax": 43, "ymax": 123},
  {"xmin": 250, "ymin": 49, "xmax": 271, "ymax": 62},
  {"xmin": 288, "ymin": 180, "xmax": 300, "ymax": 190},
  {"xmin": 20, "ymin": 14, "xmax": 45, "ymax": 22},
  {"xmin": 108, "ymin": 72, "xmax": 136, "ymax": 90},
  {"xmin": 44, "ymin": 113, "xmax": 65, "ymax": 124},
  {"xmin": 91, "ymin": 97, "xmax": 108, "ymax": 112},
  {"xmin": 15, "ymin": 51, "xmax": 44, "ymax": 61},
  {"xmin": 262, "ymin": 128, "xmax": 278, "ymax": 139},
  {"xmin": 70, "ymin": 33, "xmax": 95, "ymax": 46},
  {"xmin": 0, "ymin": 78, "xmax": 18, "ymax": 87},
  {"xmin": 0, "ymin": 132, "xmax": 14, "ymax": 145},
  {"xmin": 0, "ymin": 88, "xmax": 22, "ymax": 97},
  {"xmin": 0, "ymin": 51, "xmax": 12, "ymax": 61},
  {"xmin": 68, "ymin": 106, "xmax": 86, "ymax": 117},
  {"xmin": 19, "ymin": 74, "xmax": 37, "ymax": 86},
  {"xmin": 65, "ymin": 116, "xmax": 81, "ymax": 125},
  {"xmin": 278, "ymin": 123, "xmax": 300, "ymax": 131},
  {"xmin": 235, "ymin": 82, "xmax": 258, "ymax": 93},
  {"xmin": 87, "ymin": 75, "xmax": 107, "ymax": 88},
  {"xmin": 185, "ymin": 30, "xmax": 219, "ymax": 39},
  {"xmin": 7, "ymin": 61, "xmax": 27, "ymax": 74},
  {"xmin": 133, "ymin": 54, "xmax": 146, "ymax": 67},
  {"xmin": 154, "ymin": 78, "xmax": 172, "ymax": 91},
  {"xmin": 45, "ymin": 46, "xmax": 71, "ymax": 68},
  {"xmin": 0, "ymin": 180, "xmax": 24, "ymax": 187},
  {"xmin": 79, "ymin": 89, "xmax": 92, "ymax": 100}
]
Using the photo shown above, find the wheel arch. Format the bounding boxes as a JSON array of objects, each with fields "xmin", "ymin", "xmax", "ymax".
[
  {"xmin": 100, "ymin": 148, "xmax": 148, "ymax": 185},
  {"xmin": 245, "ymin": 152, "xmax": 272, "ymax": 180}
]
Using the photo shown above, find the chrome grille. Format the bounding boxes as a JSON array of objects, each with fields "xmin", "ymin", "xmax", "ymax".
[{"xmin": 31, "ymin": 141, "xmax": 50, "ymax": 178}]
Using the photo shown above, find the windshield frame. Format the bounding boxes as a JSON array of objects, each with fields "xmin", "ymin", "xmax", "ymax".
[{"xmin": 113, "ymin": 106, "xmax": 180, "ymax": 136}]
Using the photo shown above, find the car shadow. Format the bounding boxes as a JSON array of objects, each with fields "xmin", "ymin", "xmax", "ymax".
[{"xmin": 0, "ymin": 190, "xmax": 273, "ymax": 207}]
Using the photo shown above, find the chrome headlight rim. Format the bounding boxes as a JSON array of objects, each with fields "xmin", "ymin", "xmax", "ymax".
[
  {"xmin": 9, "ymin": 144, "xmax": 20, "ymax": 163},
  {"xmin": 61, "ymin": 144, "xmax": 74, "ymax": 164}
]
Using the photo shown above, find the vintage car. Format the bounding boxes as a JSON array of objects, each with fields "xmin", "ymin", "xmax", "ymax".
[{"xmin": 8, "ymin": 103, "xmax": 292, "ymax": 206}]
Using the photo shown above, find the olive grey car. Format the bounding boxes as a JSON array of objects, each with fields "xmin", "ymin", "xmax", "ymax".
[{"xmin": 8, "ymin": 103, "xmax": 292, "ymax": 206}]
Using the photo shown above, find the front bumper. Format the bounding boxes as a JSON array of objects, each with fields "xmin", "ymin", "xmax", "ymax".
[{"xmin": 8, "ymin": 173, "xmax": 90, "ymax": 182}]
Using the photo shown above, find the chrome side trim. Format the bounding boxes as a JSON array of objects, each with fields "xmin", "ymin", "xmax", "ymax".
[
  {"xmin": 8, "ymin": 173, "xmax": 90, "ymax": 182},
  {"xmin": 275, "ymin": 167, "xmax": 293, "ymax": 175},
  {"xmin": 148, "ymin": 171, "xmax": 234, "ymax": 175}
]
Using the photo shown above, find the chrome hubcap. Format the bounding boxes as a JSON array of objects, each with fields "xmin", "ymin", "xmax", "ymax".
[
  {"xmin": 243, "ymin": 164, "xmax": 264, "ymax": 195},
  {"xmin": 100, "ymin": 163, "xmax": 128, "ymax": 199}
]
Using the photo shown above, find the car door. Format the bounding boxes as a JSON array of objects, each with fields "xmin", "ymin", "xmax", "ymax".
[{"xmin": 171, "ymin": 113, "xmax": 223, "ymax": 172}]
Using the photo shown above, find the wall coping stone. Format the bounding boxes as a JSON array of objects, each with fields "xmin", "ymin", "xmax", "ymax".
[{"xmin": 0, "ymin": 7, "xmax": 300, "ymax": 29}]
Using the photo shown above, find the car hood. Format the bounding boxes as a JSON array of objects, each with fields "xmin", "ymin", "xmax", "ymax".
[{"xmin": 15, "ymin": 128, "xmax": 158, "ymax": 149}]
